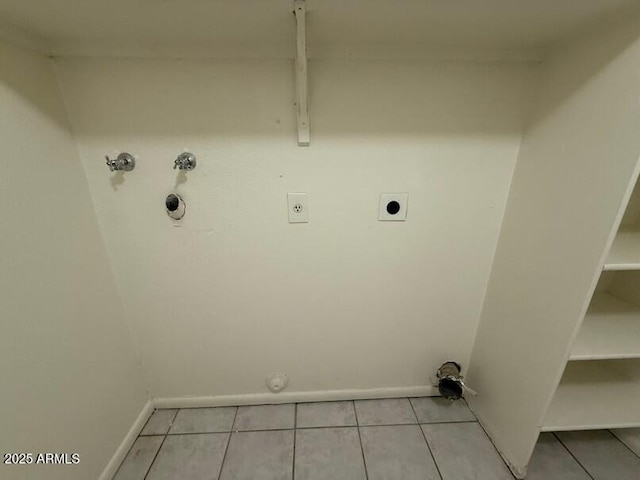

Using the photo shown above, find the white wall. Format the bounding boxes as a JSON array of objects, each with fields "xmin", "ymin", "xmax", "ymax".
[
  {"xmin": 0, "ymin": 41, "xmax": 147, "ymax": 480},
  {"xmin": 466, "ymin": 15, "xmax": 640, "ymax": 474},
  {"xmin": 55, "ymin": 57, "xmax": 535, "ymax": 400}
]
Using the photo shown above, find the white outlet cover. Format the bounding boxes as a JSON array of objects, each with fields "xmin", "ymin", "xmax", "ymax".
[
  {"xmin": 288, "ymin": 192, "xmax": 309, "ymax": 223},
  {"xmin": 379, "ymin": 193, "xmax": 408, "ymax": 221}
]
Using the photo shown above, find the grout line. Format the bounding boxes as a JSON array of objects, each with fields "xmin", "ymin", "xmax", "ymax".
[
  {"xmin": 162, "ymin": 431, "xmax": 240, "ymax": 436},
  {"xmin": 473, "ymin": 419, "xmax": 517, "ymax": 479},
  {"xmin": 216, "ymin": 408, "xmax": 239, "ymax": 480},
  {"xmin": 292, "ymin": 404, "xmax": 297, "ymax": 480},
  {"xmin": 160, "ymin": 399, "xmax": 379, "ymax": 410},
  {"xmin": 165, "ymin": 409, "xmax": 180, "ymax": 436},
  {"xmin": 159, "ymin": 405, "xmax": 240, "ymax": 411},
  {"xmin": 356, "ymin": 427, "xmax": 370, "ymax": 480},
  {"xmin": 216, "ymin": 433, "xmax": 232, "ymax": 480},
  {"xmin": 407, "ymin": 397, "xmax": 420, "ymax": 424},
  {"xmin": 141, "ymin": 410, "xmax": 180, "ymax": 479},
  {"xmin": 461, "ymin": 398, "xmax": 478, "ymax": 421},
  {"xmin": 139, "ymin": 420, "xmax": 480, "ymax": 436},
  {"xmin": 295, "ymin": 423, "xmax": 359, "ymax": 429},
  {"xmin": 140, "ymin": 409, "xmax": 180, "ymax": 436},
  {"xmin": 137, "ymin": 408, "xmax": 157, "ymax": 436},
  {"xmin": 230, "ymin": 406, "xmax": 239, "ymax": 432},
  {"xmin": 110, "ymin": 435, "xmax": 143, "ymax": 480},
  {"xmin": 359, "ymin": 420, "xmax": 478, "ymax": 427},
  {"xmin": 142, "ymin": 434, "xmax": 168, "ymax": 480},
  {"xmin": 353, "ymin": 400, "xmax": 359, "ymax": 427},
  {"xmin": 353, "ymin": 400, "xmax": 370, "ymax": 480},
  {"xmin": 409, "ymin": 397, "xmax": 444, "ymax": 480},
  {"xmin": 553, "ymin": 433, "xmax": 596, "ymax": 480},
  {"xmin": 609, "ymin": 429, "xmax": 640, "ymax": 460}
]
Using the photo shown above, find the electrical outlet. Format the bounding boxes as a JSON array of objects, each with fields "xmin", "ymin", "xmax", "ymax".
[
  {"xmin": 288, "ymin": 193, "xmax": 308, "ymax": 223},
  {"xmin": 379, "ymin": 193, "xmax": 408, "ymax": 221}
]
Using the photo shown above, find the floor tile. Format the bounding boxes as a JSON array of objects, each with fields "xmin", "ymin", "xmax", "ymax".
[
  {"xmin": 354, "ymin": 398, "xmax": 417, "ymax": 426},
  {"xmin": 170, "ymin": 407, "xmax": 236, "ymax": 434},
  {"xmin": 611, "ymin": 428, "xmax": 640, "ymax": 456},
  {"xmin": 140, "ymin": 409, "xmax": 177, "ymax": 436},
  {"xmin": 422, "ymin": 422, "xmax": 513, "ymax": 480},
  {"xmin": 233, "ymin": 404, "xmax": 295, "ymax": 431},
  {"xmin": 410, "ymin": 397, "xmax": 476, "ymax": 423},
  {"xmin": 297, "ymin": 401, "xmax": 357, "ymax": 428},
  {"xmin": 219, "ymin": 430, "xmax": 294, "ymax": 480},
  {"xmin": 294, "ymin": 427, "xmax": 366, "ymax": 480},
  {"xmin": 113, "ymin": 436, "xmax": 164, "ymax": 480},
  {"xmin": 360, "ymin": 425, "xmax": 440, "ymax": 480},
  {"xmin": 525, "ymin": 433, "xmax": 590, "ymax": 480},
  {"xmin": 145, "ymin": 433, "xmax": 228, "ymax": 480},
  {"xmin": 557, "ymin": 430, "xmax": 640, "ymax": 480}
]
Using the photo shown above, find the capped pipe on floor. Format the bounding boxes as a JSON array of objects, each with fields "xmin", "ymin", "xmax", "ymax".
[{"xmin": 435, "ymin": 361, "xmax": 477, "ymax": 400}]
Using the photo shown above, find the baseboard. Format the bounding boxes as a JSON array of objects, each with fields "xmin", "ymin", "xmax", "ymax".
[
  {"xmin": 153, "ymin": 385, "xmax": 438, "ymax": 409},
  {"xmin": 99, "ymin": 400, "xmax": 154, "ymax": 480}
]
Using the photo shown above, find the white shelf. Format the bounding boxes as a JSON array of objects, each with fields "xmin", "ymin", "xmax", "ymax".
[
  {"xmin": 0, "ymin": 0, "xmax": 636, "ymax": 59},
  {"xmin": 542, "ymin": 360, "xmax": 640, "ymax": 432},
  {"xmin": 570, "ymin": 293, "xmax": 640, "ymax": 360},
  {"xmin": 604, "ymin": 230, "xmax": 640, "ymax": 271}
]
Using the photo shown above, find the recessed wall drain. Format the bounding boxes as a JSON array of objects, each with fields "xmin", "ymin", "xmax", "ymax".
[{"xmin": 166, "ymin": 193, "xmax": 185, "ymax": 220}]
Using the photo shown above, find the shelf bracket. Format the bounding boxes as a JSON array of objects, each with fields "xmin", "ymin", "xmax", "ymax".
[{"xmin": 294, "ymin": 0, "xmax": 310, "ymax": 146}]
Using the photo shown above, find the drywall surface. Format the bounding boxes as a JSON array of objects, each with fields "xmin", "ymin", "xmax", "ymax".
[
  {"xmin": 467, "ymin": 16, "xmax": 640, "ymax": 473},
  {"xmin": 0, "ymin": 41, "xmax": 147, "ymax": 480},
  {"xmin": 55, "ymin": 57, "xmax": 534, "ymax": 400}
]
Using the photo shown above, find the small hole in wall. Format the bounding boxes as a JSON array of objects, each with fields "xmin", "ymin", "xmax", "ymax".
[
  {"xmin": 166, "ymin": 194, "xmax": 180, "ymax": 212},
  {"xmin": 386, "ymin": 201, "xmax": 401, "ymax": 215}
]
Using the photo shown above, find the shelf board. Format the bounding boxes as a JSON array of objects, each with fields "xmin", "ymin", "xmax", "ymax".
[
  {"xmin": 542, "ymin": 360, "xmax": 640, "ymax": 432},
  {"xmin": 604, "ymin": 230, "xmax": 640, "ymax": 271},
  {"xmin": 0, "ymin": 0, "xmax": 638, "ymax": 59},
  {"xmin": 570, "ymin": 293, "xmax": 640, "ymax": 361}
]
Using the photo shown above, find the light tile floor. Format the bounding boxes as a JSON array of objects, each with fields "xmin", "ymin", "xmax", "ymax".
[{"xmin": 113, "ymin": 397, "xmax": 640, "ymax": 480}]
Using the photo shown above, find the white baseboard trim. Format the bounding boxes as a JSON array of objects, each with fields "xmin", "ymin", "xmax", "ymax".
[
  {"xmin": 153, "ymin": 385, "xmax": 438, "ymax": 409},
  {"xmin": 99, "ymin": 400, "xmax": 154, "ymax": 480}
]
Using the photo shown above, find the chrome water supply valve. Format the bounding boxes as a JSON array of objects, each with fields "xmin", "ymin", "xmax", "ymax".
[
  {"xmin": 435, "ymin": 361, "xmax": 477, "ymax": 400},
  {"xmin": 105, "ymin": 152, "xmax": 135, "ymax": 172},
  {"xmin": 174, "ymin": 152, "xmax": 197, "ymax": 170}
]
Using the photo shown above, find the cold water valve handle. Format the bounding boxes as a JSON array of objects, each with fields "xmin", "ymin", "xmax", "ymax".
[
  {"xmin": 174, "ymin": 152, "xmax": 197, "ymax": 170},
  {"xmin": 105, "ymin": 153, "xmax": 135, "ymax": 172}
]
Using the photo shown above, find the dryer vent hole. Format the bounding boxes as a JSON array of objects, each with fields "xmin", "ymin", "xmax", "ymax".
[{"xmin": 386, "ymin": 201, "xmax": 401, "ymax": 215}]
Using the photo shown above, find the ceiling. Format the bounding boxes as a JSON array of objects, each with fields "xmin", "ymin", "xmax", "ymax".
[{"xmin": 0, "ymin": 0, "xmax": 638, "ymax": 59}]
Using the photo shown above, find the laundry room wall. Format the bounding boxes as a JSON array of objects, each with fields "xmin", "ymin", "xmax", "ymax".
[
  {"xmin": 54, "ymin": 56, "xmax": 536, "ymax": 400},
  {"xmin": 0, "ymin": 41, "xmax": 147, "ymax": 480}
]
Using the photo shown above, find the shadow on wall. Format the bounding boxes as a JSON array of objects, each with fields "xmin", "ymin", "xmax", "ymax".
[
  {"xmin": 0, "ymin": 41, "xmax": 70, "ymax": 129},
  {"xmin": 47, "ymin": 5, "xmax": 640, "ymax": 142},
  {"xmin": 526, "ymin": 10, "xmax": 640, "ymax": 130},
  {"xmin": 54, "ymin": 57, "xmax": 535, "ymax": 139}
]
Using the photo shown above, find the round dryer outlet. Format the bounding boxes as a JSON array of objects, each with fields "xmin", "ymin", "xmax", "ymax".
[{"xmin": 265, "ymin": 373, "xmax": 288, "ymax": 393}]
